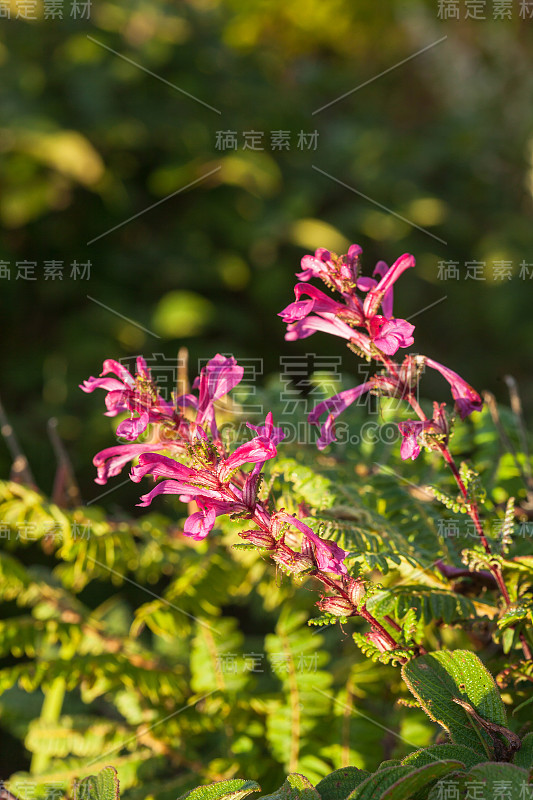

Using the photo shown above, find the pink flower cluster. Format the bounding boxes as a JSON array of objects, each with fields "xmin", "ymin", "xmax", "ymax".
[
  {"xmin": 279, "ymin": 247, "xmax": 415, "ymax": 357},
  {"xmin": 81, "ymin": 242, "xmax": 485, "ymax": 654},
  {"xmin": 280, "ymin": 245, "xmax": 483, "ymax": 457},
  {"xmin": 81, "ymin": 354, "xmax": 348, "ymax": 576}
]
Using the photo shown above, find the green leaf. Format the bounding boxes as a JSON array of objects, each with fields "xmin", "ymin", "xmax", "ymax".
[
  {"xmin": 178, "ymin": 779, "xmax": 261, "ymax": 800},
  {"xmin": 346, "ymin": 766, "xmax": 413, "ymax": 799},
  {"xmin": 513, "ymin": 732, "xmax": 533, "ymax": 768},
  {"xmin": 426, "ymin": 773, "xmax": 467, "ymax": 800},
  {"xmin": 261, "ymin": 774, "xmax": 320, "ymax": 800},
  {"xmin": 465, "ymin": 762, "xmax": 528, "ymax": 794},
  {"xmin": 402, "ymin": 743, "xmax": 484, "ymax": 770},
  {"xmin": 315, "ymin": 768, "xmax": 370, "ymax": 800},
  {"xmin": 380, "ymin": 761, "xmax": 465, "ymax": 800},
  {"xmin": 376, "ymin": 760, "xmax": 402, "ymax": 771},
  {"xmin": 366, "ymin": 588, "xmax": 475, "ymax": 626},
  {"xmin": 74, "ymin": 766, "xmax": 120, "ymax": 800},
  {"xmin": 401, "ymin": 650, "xmax": 506, "ymax": 756},
  {"xmin": 429, "ymin": 761, "xmax": 531, "ymax": 800},
  {"xmin": 497, "ymin": 601, "xmax": 533, "ymax": 631}
]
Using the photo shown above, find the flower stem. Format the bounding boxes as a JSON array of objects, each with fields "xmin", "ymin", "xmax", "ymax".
[{"xmin": 438, "ymin": 443, "xmax": 511, "ymax": 607}]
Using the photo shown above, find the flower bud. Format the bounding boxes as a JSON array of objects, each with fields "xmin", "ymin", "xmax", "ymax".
[
  {"xmin": 240, "ymin": 528, "xmax": 276, "ymax": 550},
  {"xmin": 271, "ymin": 546, "xmax": 314, "ymax": 574},
  {"xmin": 316, "ymin": 595, "xmax": 355, "ymax": 617},
  {"xmin": 365, "ymin": 630, "xmax": 392, "ymax": 653},
  {"xmin": 269, "ymin": 510, "xmax": 287, "ymax": 541},
  {"xmin": 346, "ymin": 578, "xmax": 365, "ymax": 607},
  {"xmin": 242, "ymin": 474, "xmax": 260, "ymax": 510}
]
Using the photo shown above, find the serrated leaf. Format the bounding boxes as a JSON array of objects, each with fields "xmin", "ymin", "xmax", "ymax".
[
  {"xmin": 260, "ymin": 774, "xmax": 320, "ymax": 800},
  {"xmin": 465, "ymin": 762, "xmax": 528, "ymax": 794},
  {"xmin": 513, "ymin": 732, "xmax": 533, "ymax": 769},
  {"xmin": 380, "ymin": 760, "xmax": 465, "ymax": 799},
  {"xmin": 346, "ymin": 766, "xmax": 413, "ymax": 799},
  {"xmin": 402, "ymin": 650, "xmax": 506, "ymax": 756},
  {"xmin": 402, "ymin": 743, "xmax": 484, "ymax": 770},
  {"xmin": 376, "ymin": 760, "xmax": 402, "ymax": 771},
  {"xmin": 315, "ymin": 767, "xmax": 370, "ymax": 800},
  {"xmin": 178, "ymin": 779, "xmax": 261, "ymax": 800},
  {"xmin": 74, "ymin": 766, "xmax": 119, "ymax": 800},
  {"xmin": 426, "ymin": 772, "xmax": 467, "ymax": 800}
]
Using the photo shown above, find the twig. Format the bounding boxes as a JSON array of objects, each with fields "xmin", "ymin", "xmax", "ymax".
[
  {"xmin": 0, "ymin": 395, "xmax": 37, "ymax": 488},
  {"xmin": 47, "ymin": 418, "xmax": 83, "ymax": 507},
  {"xmin": 177, "ymin": 347, "xmax": 190, "ymax": 398},
  {"xmin": 504, "ymin": 375, "xmax": 533, "ymax": 491}
]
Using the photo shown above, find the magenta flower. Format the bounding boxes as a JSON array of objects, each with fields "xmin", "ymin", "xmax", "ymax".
[
  {"xmin": 308, "ymin": 381, "xmax": 375, "ymax": 450},
  {"xmin": 368, "ymin": 316, "xmax": 415, "ymax": 356},
  {"xmin": 80, "ymin": 356, "xmax": 174, "ymax": 441},
  {"xmin": 131, "ymin": 428, "xmax": 279, "ymax": 530},
  {"xmin": 280, "ymin": 245, "xmax": 415, "ymax": 358},
  {"xmin": 80, "ymin": 358, "xmax": 136, "ymax": 416},
  {"xmin": 296, "ymin": 245, "xmax": 362, "ymax": 292},
  {"xmin": 130, "ymin": 452, "xmax": 217, "ymax": 488},
  {"xmin": 182, "ymin": 354, "xmax": 244, "ymax": 440},
  {"xmin": 357, "ymin": 261, "xmax": 391, "ymax": 314},
  {"xmin": 279, "ymin": 284, "xmax": 363, "ymax": 326},
  {"xmin": 184, "ymin": 498, "xmax": 241, "ymax": 541},
  {"xmin": 92, "ymin": 441, "xmax": 179, "ymax": 485},
  {"xmin": 398, "ymin": 419, "xmax": 434, "ymax": 461},
  {"xmin": 217, "ymin": 436, "xmax": 278, "ymax": 482},
  {"xmin": 247, "ymin": 411, "xmax": 285, "ymax": 445},
  {"xmin": 246, "ymin": 412, "xmax": 286, "ymax": 475},
  {"xmin": 285, "ymin": 311, "xmax": 356, "ymax": 342},
  {"xmin": 362, "ymin": 253, "xmax": 415, "ymax": 319},
  {"xmin": 398, "ymin": 403, "xmax": 448, "ymax": 460},
  {"xmin": 425, "ymin": 358, "xmax": 483, "ymax": 419},
  {"xmin": 277, "ymin": 511, "xmax": 348, "ymax": 575}
]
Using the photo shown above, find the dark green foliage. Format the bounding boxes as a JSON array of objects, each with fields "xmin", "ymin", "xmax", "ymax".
[
  {"xmin": 314, "ymin": 768, "xmax": 369, "ymax": 800},
  {"xmin": 402, "ymin": 651, "xmax": 507, "ymax": 757},
  {"xmin": 2, "ymin": 391, "xmax": 533, "ymax": 799}
]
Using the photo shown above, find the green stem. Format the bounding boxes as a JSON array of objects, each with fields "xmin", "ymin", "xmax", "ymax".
[{"xmin": 30, "ymin": 676, "xmax": 66, "ymax": 774}]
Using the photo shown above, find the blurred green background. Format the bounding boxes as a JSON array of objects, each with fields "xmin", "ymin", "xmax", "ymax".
[{"xmin": 1, "ymin": 0, "xmax": 533, "ymax": 501}]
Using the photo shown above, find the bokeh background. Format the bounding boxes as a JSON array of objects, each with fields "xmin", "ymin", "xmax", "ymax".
[{"xmin": 2, "ymin": 0, "xmax": 533, "ymax": 500}]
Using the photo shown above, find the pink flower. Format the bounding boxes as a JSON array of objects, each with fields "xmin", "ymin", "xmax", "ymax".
[
  {"xmin": 131, "ymin": 424, "xmax": 279, "ymax": 529},
  {"xmin": 368, "ymin": 316, "xmax": 415, "ymax": 356},
  {"xmin": 285, "ymin": 313, "xmax": 374, "ymax": 360},
  {"xmin": 357, "ymin": 260, "xmax": 391, "ymax": 316},
  {"xmin": 398, "ymin": 403, "xmax": 448, "ymax": 461},
  {"xmin": 184, "ymin": 354, "xmax": 244, "ymax": 439},
  {"xmin": 296, "ymin": 245, "xmax": 363, "ymax": 294},
  {"xmin": 308, "ymin": 381, "xmax": 375, "ymax": 449},
  {"xmin": 425, "ymin": 358, "xmax": 483, "ymax": 419},
  {"xmin": 246, "ymin": 412, "xmax": 286, "ymax": 476},
  {"xmin": 92, "ymin": 441, "xmax": 179, "ymax": 485},
  {"xmin": 80, "ymin": 356, "xmax": 173, "ymax": 441},
  {"xmin": 362, "ymin": 254, "xmax": 415, "ymax": 319},
  {"xmin": 296, "ymin": 247, "xmax": 334, "ymax": 283},
  {"xmin": 398, "ymin": 419, "xmax": 433, "ymax": 460},
  {"xmin": 183, "ymin": 498, "xmax": 240, "ymax": 541},
  {"xmin": 285, "ymin": 312, "xmax": 356, "ymax": 342},
  {"xmin": 130, "ymin": 452, "xmax": 215, "ymax": 487},
  {"xmin": 246, "ymin": 411, "xmax": 285, "ymax": 446},
  {"xmin": 279, "ymin": 284, "xmax": 363, "ymax": 326},
  {"xmin": 217, "ymin": 436, "xmax": 278, "ymax": 482},
  {"xmin": 276, "ymin": 511, "xmax": 347, "ymax": 575}
]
